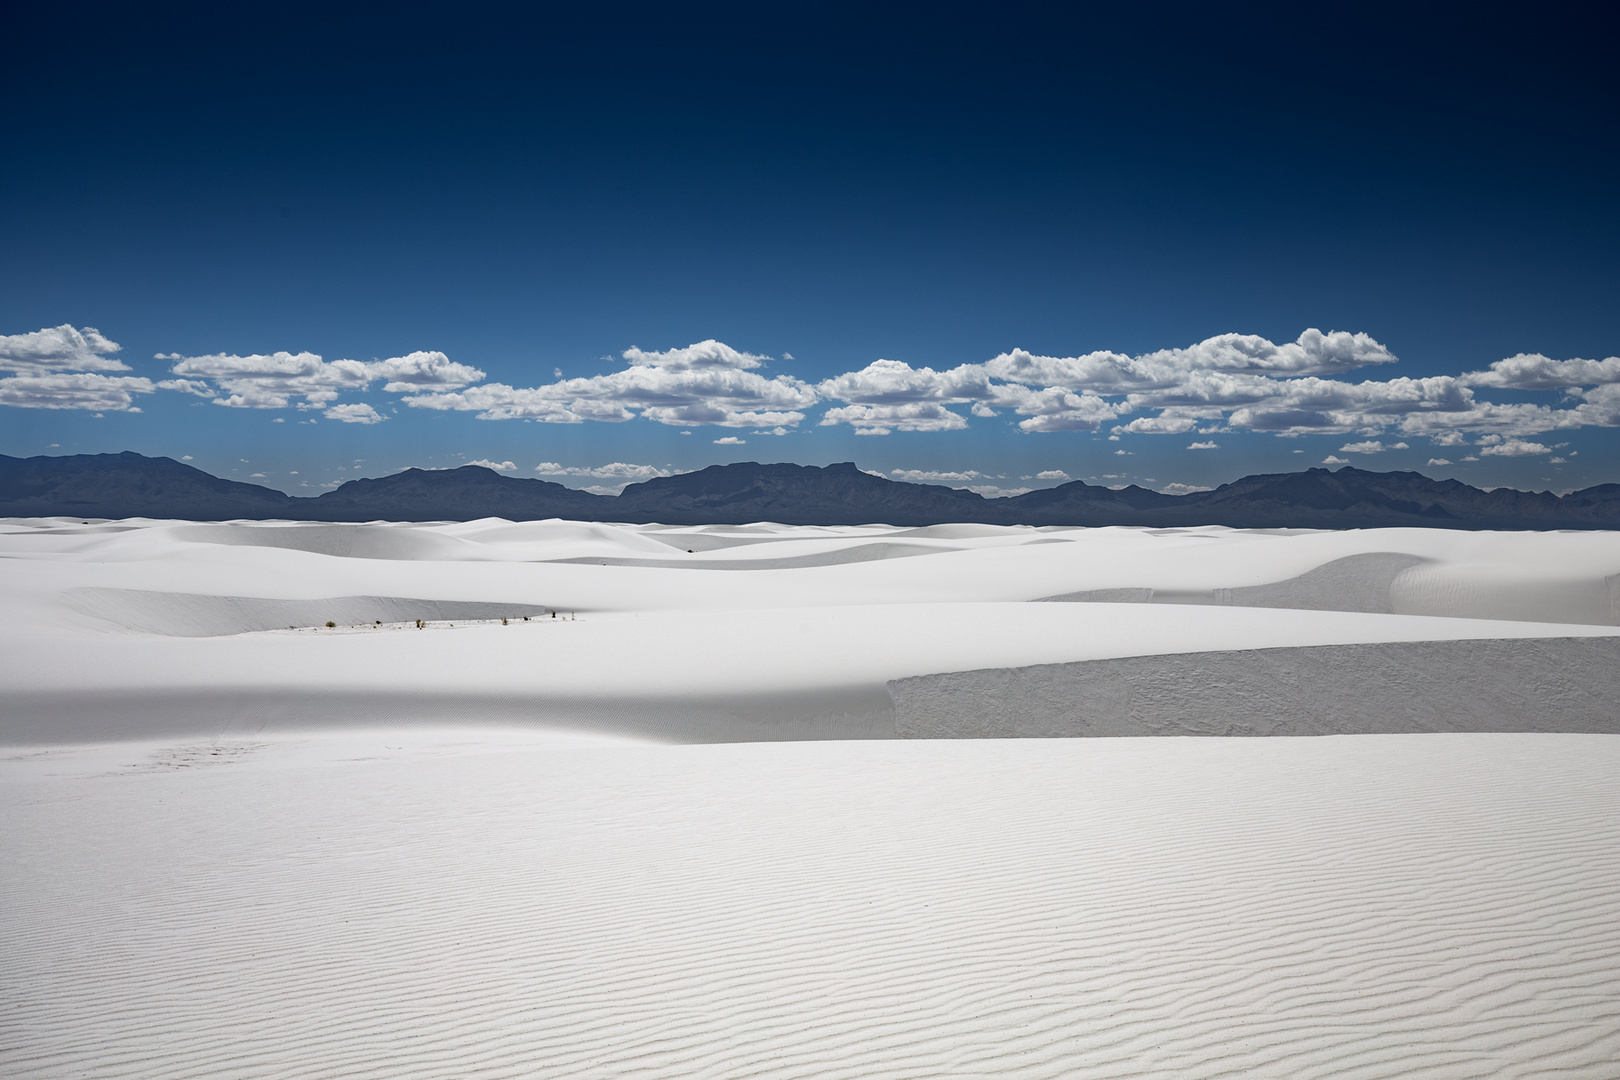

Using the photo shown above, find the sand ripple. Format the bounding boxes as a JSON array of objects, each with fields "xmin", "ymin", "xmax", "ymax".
[{"xmin": 4, "ymin": 734, "xmax": 1618, "ymax": 1078}]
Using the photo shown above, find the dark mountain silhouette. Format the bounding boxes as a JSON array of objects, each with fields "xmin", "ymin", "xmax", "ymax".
[
  {"xmin": 0, "ymin": 451, "xmax": 297, "ymax": 520},
  {"xmin": 983, "ymin": 480, "xmax": 1183, "ymax": 525},
  {"xmin": 1161, "ymin": 467, "xmax": 1620, "ymax": 529},
  {"xmin": 612, "ymin": 462, "xmax": 987, "ymax": 525},
  {"xmin": 307, "ymin": 466, "xmax": 612, "ymax": 521},
  {"xmin": 3, "ymin": 451, "xmax": 1619, "ymax": 529}
]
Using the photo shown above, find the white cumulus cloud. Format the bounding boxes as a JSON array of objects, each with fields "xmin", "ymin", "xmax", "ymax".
[
  {"xmin": 624, "ymin": 340, "xmax": 770, "ymax": 371},
  {"xmin": 536, "ymin": 462, "xmax": 673, "ymax": 481},
  {"xmin": 1563, "ymin": 383, "xmax": 1620, "ymax": 428},
  {"xmin": 535, "ymin": 469, "xmax": 633, "ymax": 494},
  {"xmin": 406, "ymin": 340, "xmax": 814, "ymax": 428},
  {"xmin": 1460, "ymin": 353, "xmax": 1620, "ymax": 390},
  {"xmin": 0, "ymin": 325, "xmax": 126, "ymax": 374},
  {"xmin": 370, "ymin": 351, "xmax": 485, "ymax": 391},
  {"xmin": 982, "ymin": 329, "xmax": 1394, "ymax": 394},
  {"xmin": 818, "ymin": 402, "xmax": 969, "ymax": 435},
  {"xmin": 162, "ymin": 351, "xmax": 372, "ymax": 409},
  {"xmin": 155, "ymin": 347, "xmax": 481, "ymax": 413},
  {"xmin": 324, "ymin": 402, "xmax": 385, "ymax": 424},
  {"xmin": 890, "ymin": 469, "xmax": 984, "ymax": 484},
  {"xmin": 1140, "ymin": 329, "xmax": 1397, "ymax": 376},
  {"xmin": 128, "ymin": 330, "xmax": 1620, "ymax": 451},
  {"xmin": 465, "ymin": 459, "xmax": 517, "ymax": 471},
  {"xmin": 155, "ymin": 377, "xmax": 215, "ymax": 397},
  {"xmin": 817, "ymin": 360, "xmax": 993, "ymax": 406},
  {"xmin": 1111, "ymin": 412, "xmax": 1205, "ymax": 435},
  {"xmin": 1476, "ymin": 437, "xmax": 1551, "ymax": 457},
  {"xmin": 808, "ymin": 331, "xmax": 1620, "ymax": 444},
  {"xmin": 0, "ymin": 372, "xmax": 154, "ymax": 410},
  {"xmin": 1001, "ymin": 386, "xmax": 1124, "ymax": 433}
]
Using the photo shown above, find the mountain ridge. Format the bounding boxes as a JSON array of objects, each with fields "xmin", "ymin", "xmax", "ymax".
[{"xmin": 3, "ymin": 451, "xmax": 1618, "ymax": 529}]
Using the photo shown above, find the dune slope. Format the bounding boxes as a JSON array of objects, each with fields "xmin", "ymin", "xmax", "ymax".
[
  {"xmin": 3, "ymin": 518, "xmax": 1619, "ymax": 743},
  {"xmin": 5, "ymin": 732, "xmax": 1618, "ymax": 1079},
  {"xmin": 5, "ymin": 519, "xmax": 1619, "ymax": 1078}
]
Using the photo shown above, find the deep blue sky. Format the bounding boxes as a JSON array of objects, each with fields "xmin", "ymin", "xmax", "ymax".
[{"xmin": 3, "ymin": 1, "xmax": 1617, "ymax": 496}]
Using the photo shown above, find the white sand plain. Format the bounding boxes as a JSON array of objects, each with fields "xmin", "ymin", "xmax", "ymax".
[{"xmin": 3, "ymin": 518, "xmax": 1620, "ymax": 1077}]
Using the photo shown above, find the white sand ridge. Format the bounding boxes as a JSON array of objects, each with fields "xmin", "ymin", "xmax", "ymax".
[{"xmin": 3, "ymin": 517, "xmax": 1619, "ymax": 743}]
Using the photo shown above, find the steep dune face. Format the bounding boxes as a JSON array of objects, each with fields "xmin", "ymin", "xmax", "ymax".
[
  {"xmin": 1389, "ymin": 561, "xmax": 1620, "ymax": 625},
  {"xmin": 1040, "ymin": 551, "xmax": 1425, "ymax": 612},
  {"xmin": 892, "ymin": 637, "xmax": 1620, "ymax": 738}
]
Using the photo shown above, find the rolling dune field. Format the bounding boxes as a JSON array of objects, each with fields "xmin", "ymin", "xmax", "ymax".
[{"xmin": 3, "ymin": 518, "xmax": 1619, "ymax": 1077}]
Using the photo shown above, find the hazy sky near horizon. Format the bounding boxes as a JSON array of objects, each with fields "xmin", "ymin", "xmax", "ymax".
[{"xmin": 3, "ymin": 1, "xmax": 1617, "ymax": 497}]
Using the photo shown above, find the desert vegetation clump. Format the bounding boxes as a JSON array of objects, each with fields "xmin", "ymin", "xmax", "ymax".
[{"xmin": 325, "ymin": 621, "xmax": 336, "ymax": 628}]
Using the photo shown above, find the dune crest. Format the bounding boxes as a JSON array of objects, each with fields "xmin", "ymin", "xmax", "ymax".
[{"xmin": 4, "ymin": 518, "xmax": 1620, "ymax": 744}]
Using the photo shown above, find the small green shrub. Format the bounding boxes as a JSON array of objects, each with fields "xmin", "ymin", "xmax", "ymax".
[{"xmin": 325, "ymin": 621, "xmax": 336, "ymax": 628}]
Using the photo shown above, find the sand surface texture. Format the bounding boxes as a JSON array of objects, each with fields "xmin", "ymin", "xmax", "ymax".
[
  {"xmin": 6, "ymin": 732, "xmax": 1619, "ymax": 1079},
  {"xmin": 4, "ymin": 519, "xmax": 1620, "ymax": 1077},
  {"xmin": 893, "ymin": 637, "xmax": 1620, "ymax": 737}
]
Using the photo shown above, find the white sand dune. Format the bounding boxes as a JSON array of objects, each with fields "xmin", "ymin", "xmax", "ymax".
[
  {"xmin": 3, "ymin": 518, "xmax": 1619, "ymax": 743},
  {"xmin": 5, "ymin": 732, "xmax": 1619, "ymax": 1078},
  {"xmin": 3, "ymin": 518, "xmax": 1619, "ymax": 1077}
]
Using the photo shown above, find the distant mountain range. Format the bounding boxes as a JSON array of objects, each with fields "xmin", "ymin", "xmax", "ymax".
[{"xmin": 4, "ymin": 451, "xmax": 1619, "ymax": 529}]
